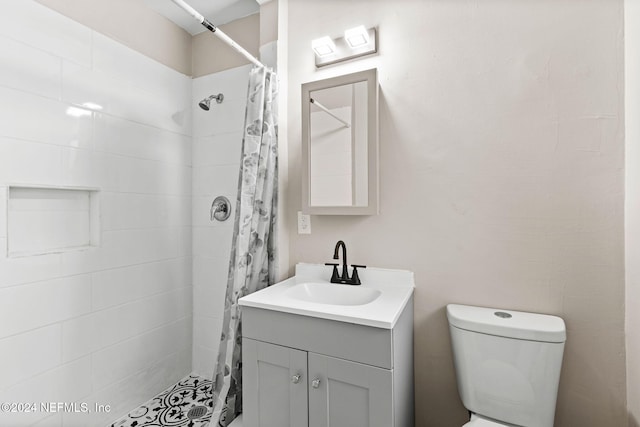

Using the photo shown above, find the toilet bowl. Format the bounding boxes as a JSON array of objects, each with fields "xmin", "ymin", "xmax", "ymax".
[{"xmin": 447, "ymin": 304, "xmax": 566, "ymax": 427}]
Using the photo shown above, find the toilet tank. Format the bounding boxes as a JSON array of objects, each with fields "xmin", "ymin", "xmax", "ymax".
[{"xmin": 447, "ymin": 304, "xmax": 566, "ymax": 427}]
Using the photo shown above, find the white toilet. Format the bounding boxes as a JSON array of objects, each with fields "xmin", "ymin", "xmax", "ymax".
[{"xmin": 447, "ymin": 304, "xmax": 566, "ymax": 427}]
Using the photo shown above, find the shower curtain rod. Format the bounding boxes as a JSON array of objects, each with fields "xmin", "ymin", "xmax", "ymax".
[
  {"xmin": 169, "ymin": 0, "xmax": 266, "ymax": 69},
  {"xmin": 310, "ymin": 98, "xmax": 350, "ymax": 128}
]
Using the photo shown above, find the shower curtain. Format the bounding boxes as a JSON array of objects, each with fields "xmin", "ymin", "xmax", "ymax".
[{"xmin": 211, "ymin": 66, "xmax": 278, "ymax": 427}]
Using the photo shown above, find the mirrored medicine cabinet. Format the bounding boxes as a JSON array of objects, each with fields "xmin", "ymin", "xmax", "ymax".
[{"xmin": 301, "ymin": 68, "xmax": 379, "ymax": 215}]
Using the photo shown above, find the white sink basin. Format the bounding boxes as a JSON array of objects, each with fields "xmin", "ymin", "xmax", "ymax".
[
  {"xmin": 238, "ymin": 263, "xmax": 415, "ymax": 329},
  {"xmin": 285, "ymin": 282, "xmax": 382, "ymax": 306}
]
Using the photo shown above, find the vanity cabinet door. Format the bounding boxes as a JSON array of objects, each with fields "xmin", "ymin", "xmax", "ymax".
[
  {"xmin": 308, "ymin": 352, "xmax": 393, "ymax": 427},
  {"xmin": 243, "ymin": 339, "xmax": 308, "ymax": 427}
]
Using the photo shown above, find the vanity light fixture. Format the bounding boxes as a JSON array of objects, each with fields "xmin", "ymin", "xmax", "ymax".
[
  {"xmin": 344, "ymin": 25, "xmax": 369, "ymax": 48},
  {"xmin": 313, "ymin": 26, "xmax": 378, "ymax": 68},
  {"xmin": 312, "ymin": 36, "xmax": 337, "ymax": 57}
]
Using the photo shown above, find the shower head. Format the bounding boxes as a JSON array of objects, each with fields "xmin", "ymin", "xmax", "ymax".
[{"xmin": 199, "ymin": 93, "xmax": 224, "ymax": 110}]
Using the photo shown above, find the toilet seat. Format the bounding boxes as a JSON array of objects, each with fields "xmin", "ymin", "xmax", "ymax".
[{"xmin": 462, "ymin": 414, "xmax": 509, "ymax": 427}]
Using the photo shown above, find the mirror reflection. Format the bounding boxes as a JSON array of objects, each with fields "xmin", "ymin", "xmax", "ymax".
[{"xmin": 309, "ymin": 81, "xmax": 369, "ymax": 207}]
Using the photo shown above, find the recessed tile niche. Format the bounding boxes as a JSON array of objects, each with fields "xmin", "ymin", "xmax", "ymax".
[{"xmin": 7, "ymin": 186, "xmax": 100, "ymax": 257}]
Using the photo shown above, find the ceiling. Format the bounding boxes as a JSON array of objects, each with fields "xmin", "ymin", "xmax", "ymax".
[{"xmin": 142, "ymin": 0, "xmax": 260, "ymax": 35}]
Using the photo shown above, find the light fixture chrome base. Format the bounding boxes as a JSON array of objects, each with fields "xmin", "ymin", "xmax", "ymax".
[{"xmin": 315, "ymin": 28, "xmax": 377, "ymax": 68}]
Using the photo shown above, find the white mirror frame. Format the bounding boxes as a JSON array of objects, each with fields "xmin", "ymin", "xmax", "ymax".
[{"xmin": 301, "ymin": 68, "xmax": 379, "ymax": 215}]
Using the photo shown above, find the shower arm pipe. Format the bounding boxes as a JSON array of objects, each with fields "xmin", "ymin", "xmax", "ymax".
[
  {"xmin": 310, "ymin": 98, "xmax": 350, "ymax": 128},
  {"xmin": 169, "ymin": 0, "xmax": 266, "ymax": 69}
]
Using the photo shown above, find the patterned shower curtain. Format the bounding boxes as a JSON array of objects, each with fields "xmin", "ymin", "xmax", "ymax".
[{"xmin": 210, "ymin": 66, "xmax": 278, "ymax": 427}]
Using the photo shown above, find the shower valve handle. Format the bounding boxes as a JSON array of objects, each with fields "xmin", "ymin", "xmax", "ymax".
[{"xmin": 211, "ymin": 196, "xmax": 231, "ymax": 221}]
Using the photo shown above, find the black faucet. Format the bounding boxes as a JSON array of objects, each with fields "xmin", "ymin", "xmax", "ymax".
[{"xmin": 325, "ymin": 240, "xmax": 366, "ymax": 285}]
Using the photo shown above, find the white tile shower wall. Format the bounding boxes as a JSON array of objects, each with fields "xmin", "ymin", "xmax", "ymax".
[
  {"xmin": 0, "ymin": 2, "xmax": 192, "ymax": 426},
  {"xmin": 62, "ymin": 348, "xmax": 192, "ymax": 427},
  {"xmin": 0, "ymin": 357, "xmax": 92, "ymax": 427},
  {"xmin": 0, "ymin": 0, "xmax": 92, "ymax": 67},
  {"xmin": 0, "ymin": 33, "xmax": 62, "ymax": 99},
  {"xmin": 191, "ymin": 65, "xmax": 250, "ymax": 377}
]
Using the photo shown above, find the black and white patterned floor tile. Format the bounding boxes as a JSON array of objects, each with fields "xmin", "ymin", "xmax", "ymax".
[{"xmin": 110, "ymin": 375, "xmax": 213, "ymax": 427}]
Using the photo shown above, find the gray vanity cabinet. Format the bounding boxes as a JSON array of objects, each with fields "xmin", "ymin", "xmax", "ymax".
[
  {"xmin": 242, "ymin": 297, "xmax": 413, "ymax": 427},
  {"xmin": 243, "ymin": 340, "xmax": 308, "ymax": 427},
  {"xmin": 307, "ymin": 352, "xmax": 393, "ymax": 427}
]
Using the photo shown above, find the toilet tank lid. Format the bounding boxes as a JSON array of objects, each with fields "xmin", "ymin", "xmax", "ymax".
[{"xmin": 447, "ymin": 304, "xmax": 566, "ymax": 343}]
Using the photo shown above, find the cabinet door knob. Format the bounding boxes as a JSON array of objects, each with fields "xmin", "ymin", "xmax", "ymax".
[
  {"xmin": 311, "ymin": 378, "xmax": 321, "ymax": 389},
  {"xmin": 291, "ymin": 374, "xmax": 301, "ymax": 384}
]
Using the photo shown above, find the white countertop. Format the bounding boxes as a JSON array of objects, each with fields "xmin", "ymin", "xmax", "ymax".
[{"xmin": 238, "ymin": 263, "xmax": 415, "ymax": 329}]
